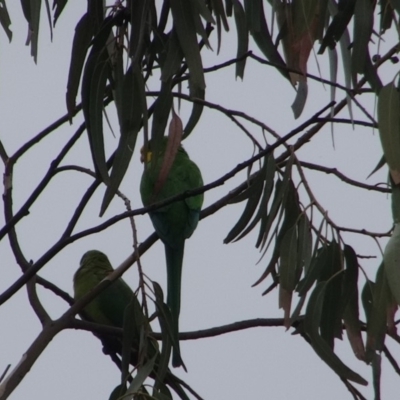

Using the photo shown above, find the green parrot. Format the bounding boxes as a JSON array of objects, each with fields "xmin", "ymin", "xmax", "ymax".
[
  {"xmin": 140, "ymin": 137, "xmax": 204, "ymax": 368},
  {"xmin": 73, "ymin": 250, "xmax": 199, "ymax": 400}
]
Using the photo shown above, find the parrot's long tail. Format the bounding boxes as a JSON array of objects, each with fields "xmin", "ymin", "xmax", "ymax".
[{"xmin": 165, "ymin": 241, "xmax": 185, "ymax": 368}]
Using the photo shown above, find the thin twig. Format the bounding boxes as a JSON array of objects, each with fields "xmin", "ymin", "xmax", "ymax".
[
  {"xmin": 71, "ymin": 317, "xmax": 286, "ymax": 340},
  {"xmin": 26, "ymin": 277, "xmax": 51, "ymax": 326},
  {"xmin": 300, "ymin": 161, "xmax": 390, "ymax": 193}
]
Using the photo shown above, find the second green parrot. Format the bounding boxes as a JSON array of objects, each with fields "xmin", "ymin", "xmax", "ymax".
[
  {"xmin": 140, "ymin": 137, "xmax": 204, "ymax": 368},
  {"xmin": 73, "ymin": 250, "xmax": 198, "ymax": 400}
]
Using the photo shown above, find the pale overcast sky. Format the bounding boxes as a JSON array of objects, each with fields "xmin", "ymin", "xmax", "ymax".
[{"xmin": 0, "ymin": 2, "xmax": 398, "ymax": 399}]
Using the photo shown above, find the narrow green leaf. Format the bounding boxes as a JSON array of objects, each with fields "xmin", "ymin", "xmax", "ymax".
[
  {"xmin": 352, "ymin": 0, "xmax": 373, "ymax": 74},
  {"xmin": 363, "ymin": 48, "xmax": 382, "ymax": 93},
  {"xmin": 293, "ymin": 0, "xmax": 319, "ymax": 35},
  {"xmin": 121, "ymin": 298, "xmax": 139, "ymax": 384},
  {"xmin": 0, "ymin": 0, "xmax": 12, "ymax": 41},
  {"xmin": 66, "ymin": 13, "xmax": 94, "ymax": 118},
  {"xmin": 183, "ymin": 86, "xmax": 205, "ymax": 138},
  {"xmin": 225, "ymin": 0, "xmax": 233, "ymax": 16},
  {"xmin": 161, "ymin": 30, "xmax": 184, "ymax": 82},
  {"xmin": 223, "ymin": 168, "xmax": 265, "ymax": 243},
  {"xmin": 211, "ymin": 0, "xmax": 229, "ymax": 53},
  {"xmin": 152, "ymin": 282, "xmax": 172, "ymax": 393},
  {"xmin": 228, "ymin": 172, "xmax": 262, "ymax": 204},
  {"xmin": 328, "ymin": 46, "xmax": 338, "ymax": 114},
  {"xmin": 366, "ymin": 264, "xmax": 390, "ymax": 358},
  {"xmin": 391, "ymin": 183, "xmax": 400, "ymax": 223},
  {"xmin": 379, "ymin": 0, "xmax": 394, "ymax": 33},
  {"xmin": 297, "ymin": 246, "xmax": 327, "ymax": 296},
  {"xmin": 316, "ymin": 0, "xmax": 329, "ymax": 40},
  {"xmin": 244, "ymin": 0, "xmax": 289, "ymax": 80},
  {"xmin": 20, "ymin": 0, "xmax": 30, "ymax": 22},
  {"xmin": 256, "ymin": 156, "xmax": 291, "ymax": 249},
  {"xmin": 28, "ymin": 0, "xmax": 42, "ymax": 63},
  {"xmin": 151, "ymin": 81, "xmax": 174, "ymax": 140},
  {"xmin": 233, "ymin": 154, "xmax": 275, "ymax": 243},
  {"xmin": 190, "ymin": 0, "xmax": 216, "ymax": 24},
  {"xmin": 108, "ymin": 384, "xmax": 126, "ymax": 400},
  {"xmin": 383, "ymin": 224, "xmax": 400, "ymax": 305},
  {"xmin": 391, "ymin": 0, "xmax": 400, "ymax": 17},
  {"xmin": 152, "ymin": 281, "xmax": 184, "ymax": 370},
  {"xmin": 170, "ymin": 0, "xmax": 206, "ymax": 90},
  {"xmin": 81, "ymin": 15, "xmax": 118, "ymax": 184},
  {"xmin": 169, "ymin": 0, "xmax": 208, "ymax": 138},
  {"xmin": 319, "ymin": 0, "xmax": 356, "ymax": 54},
  {"xmin": 82, "ymin": 44, "xmax": 110, "ymax": 183},
  {"xmin": 291, "ymin": 80, "xmax": 308, "ymax": 119},
  {"xmin": 272, "ymin": 179, "xmax": 302, "ymax": 254},
  {"xmin": 211, "ymin": 0, "xmax": 229, "ymax": 30},
  {"xmin": 372, "ymin": 352, "xmax": 382, "ymax": 400},
  {"xmin": 378, "ymin": 82, "xmax": 400, "ymax": 184},
  {"xmin": 305, "ymin": 282, "xmax": 368, "ymax": 385},
  {"xmin": 279, "ymin": 225, "xmax": 298, "ymax": 292},
  {"xmin": 279, "ymin": 225, "xmax": 298, "ymax": 324},
  {"xmin": 342, "ymin": 245, "xmax": 365, "ymax": 361},
  {"xmin": 367, "ymin": 154, "xmax": 386, "ymax": 179},
  {"xmin": 87, "ymin": 0, "xmax": 104, "ymax": 33},
  {"xmin": 53, "ymin": 0, "xmax": 68, "ymax": 26},
  {"xmin": 44, "ymin": 0, "xmax": 53, "ymax": 42},
  {"xmin": 129, "ymin": 0, "xmax": 150, "ymax": 61},
  {"xmin": 361, "ymin": 279, "xmax": 374, "ymax": 322},
  {"xmin": 232, "ymin": 0, "xmax": 248, "ymax": 79},
  {"xmin": 318, "ymin": 241, "xmax": 343, "ymax": 346},
  {"xmin": 194, "ymin": 13, "xmax": 211, "ymax": 49},
  {"xmin": 101, "ymin": 67, "xmax": 144, "ymax": 215},
  {"xmin": 296, "ymin": 213, "xmax": 312, "ymax": 278},
  {"xmin": 126, "ymin": 354, "xmax": 157, "ymax": 395},
  {"xmin": 329, "ymin": 5, "xmax": 354, "ymax": 118}
]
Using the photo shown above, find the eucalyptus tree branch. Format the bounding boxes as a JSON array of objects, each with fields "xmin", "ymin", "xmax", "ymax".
[
  {"xmin": 300, "ymin": 162, "xmax": 390, "ymax": 193},
  {"xmin": 296, "ymin": 158, "xmax": 391, "ymax": 241},
  {"xmin": 0, "ymin": 124, "xmax": 85, "ymax": 242},
  {"xmin": 383, "ymin": 345, "xmax": 400, "ymax": 376},
  {"xmin": 350, "ymin": 96, "xmax": 378, "ymax": 126},
  {"xmin": 71, "ymin": 317, "xmax": 286, "ymax": 341},
  {"xmin": 0, "ymin": 88, "xmax": 382, "ymax": 309},
  {"xmin": 26, "ymin": 277, "xmax": 51, "ymax": 326},
  {"xmin": 340, "ymin": 379, "xmax": 368, "ymax": 400},
  {"xmin": 36, "ymin": 276, "xmax": 75, "ymax": 306},
  {"xmin": 0, "ymin": 318, "xmax": 68, "ymax": 400},
  {"xmin": 249, "ymin": 41, "xmax": 400, "ymax": 95},
  {"xmin": 276, "ymin": 42, "xmax": 400, "ymax": 165},
  {"xmin": 11, "ymin": 103, "xmax": 82, "ymax": 162},
  {"xmin": 149, "ymin": 90, "xmax": 279, "ymax": 146},
  {"xmin": 335, "ymin": 226, "xmax": 391, "ymax": 238},
  {"xmin": 0, "ymin": 366, "xmax": 11, "ymax": 385},
  {"xmin": 314, "ymin": 118, "xmax": 377, "ymax": 128}
]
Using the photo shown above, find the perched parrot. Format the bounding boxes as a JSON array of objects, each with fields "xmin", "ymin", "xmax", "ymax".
[
  {"xmin": 140, "ymin": 137, "xmax": 204, "ymax": 368},
  {"xmin": 73, "ymin": 250, "xmax": 199, "ymax": 400}
]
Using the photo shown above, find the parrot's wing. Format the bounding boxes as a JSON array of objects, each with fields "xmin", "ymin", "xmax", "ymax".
[{"xmin": 96, "ymin": 278, "xmax": 137, "ymax": 328}]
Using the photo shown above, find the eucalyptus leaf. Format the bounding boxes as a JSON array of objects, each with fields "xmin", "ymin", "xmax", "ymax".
[
  {"xmin": 305, "ymin": 282, "xmax": 368, "ymax": 385},
  {"xmin": 352, "ymin": 0, "xmax": 373, "ymax": 74},
  {"xmin": 366, "ymin": 264, "xmax": 390, "ymax": 360},
  {"xmin": 377, "ymin": 82, "xmax": 400, "ymax": 183},
  {"xmin": 0, "ymin": 0, "xmax": 12, "ymax": 41},
  {"xmin": 66, "ymin": 13, "xmax": 94, "ymax": 118},
  {"xmin": 383, "ymin": 224, "xmax": 400, "ymax": 305}
]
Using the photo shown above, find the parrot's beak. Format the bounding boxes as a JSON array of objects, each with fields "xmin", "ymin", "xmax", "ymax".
[{"xmin": 140, "ymin": 146, "xmax": 152, "ymax": 163}]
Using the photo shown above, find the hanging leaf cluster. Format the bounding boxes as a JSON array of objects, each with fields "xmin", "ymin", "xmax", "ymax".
[
  {"xmin": 3, "ymin": 0, "xmax": 396, "ymax": 215},
  {"xmin": 223, "ymin": 151, "xmax": 399, "ymax": 395}
]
